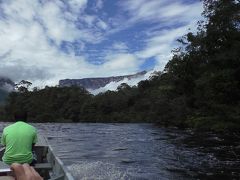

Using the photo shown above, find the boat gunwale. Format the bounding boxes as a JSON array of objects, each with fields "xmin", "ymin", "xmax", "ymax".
[{"xmin": 47, "ymin": 145, "xmax": 75, "ymax": 180}]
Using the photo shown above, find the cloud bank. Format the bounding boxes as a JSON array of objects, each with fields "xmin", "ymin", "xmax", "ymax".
[
  {"xmin": 0, "ymin": 0, "xmax": 203, "ymax": 88},
  {"xmin": 90, "ymin": 70, "xmax": 155, "ymax": 95}
]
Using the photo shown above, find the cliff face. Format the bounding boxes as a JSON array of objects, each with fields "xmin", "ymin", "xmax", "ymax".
[{"xmin": 59, "ymin": 71, "xmax": 147, "ymax": 90}]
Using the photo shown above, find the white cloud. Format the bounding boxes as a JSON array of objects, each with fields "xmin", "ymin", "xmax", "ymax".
[
  {"xmin": 67, "ymin": 0, "xmax": 88, "ymax": 14},
  {"xmin": 39, "ymin": 1, "xmax": 81, "ymax": 45},
  {"xmin": 120, "ymin": 0, "xmax": 202, "ymax": 23},
  {"xmin": 0, "ymin": 0, "xmax": 102, "ymax": 87},
  {"xmin": 102, "ymin": 53, "xmax": 140, "ymax": 74},
  {"xmin": 96, "ymin": 19, "xmax": 108, "ymax": 30},
  {"xmin": 136, "ymin": 25, "xmax": 196, "ymax": 70},
  {"xmin": 112, "ymin": 42, "xmax": 128, "ymax": 51},
  {"xmin": 95, "ymin": 0, "xmax": 104, "ymax": 10},
  {"xmin": 118, "ymin": 0, "xmax": 203, "ymax": 71},
  {"xmin": 90, "ymin": 70, "xmax": 154, "ymax": 95},
  {"xmin": 0, "ymin": 0, "xmax": 203, "ymax": 89}
]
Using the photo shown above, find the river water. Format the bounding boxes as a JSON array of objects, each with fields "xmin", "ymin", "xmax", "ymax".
[{"xmin": 0, "ymin": 123, "xmax": 240, "ymax": 179}]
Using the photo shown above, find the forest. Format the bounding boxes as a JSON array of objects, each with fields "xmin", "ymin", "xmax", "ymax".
[{"xmin": 0, "ymin": 0, "xmax": 239, "ymax": 131}]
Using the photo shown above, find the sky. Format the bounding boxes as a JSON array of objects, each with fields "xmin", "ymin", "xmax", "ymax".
[{"xmin": 0, "ymin": 0, "xmax": 203, "ymax": 88}]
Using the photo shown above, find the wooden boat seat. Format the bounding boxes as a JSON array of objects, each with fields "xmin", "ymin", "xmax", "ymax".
[{"xmin": 34, "ymin": 163, "xmax": 52, "ymax": 170}]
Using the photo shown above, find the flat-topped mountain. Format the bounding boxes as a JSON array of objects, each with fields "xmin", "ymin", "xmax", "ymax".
[{"xmin": 59, "ymin": 71, "xmax": 147, "ymax": 90}]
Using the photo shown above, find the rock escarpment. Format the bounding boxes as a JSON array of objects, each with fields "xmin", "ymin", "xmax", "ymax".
[{"xmin": 59, "ymin": 71, "xmax": 147, "ymax": 90}]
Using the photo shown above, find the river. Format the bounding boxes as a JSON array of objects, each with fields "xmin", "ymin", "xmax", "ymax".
[{"xmin": 0, "ymin": 123, "xmax": 239, "ymax": 179}]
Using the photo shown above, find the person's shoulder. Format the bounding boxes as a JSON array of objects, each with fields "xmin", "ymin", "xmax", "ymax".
[
  {"xmin": 2, "ymin": 123, "xmax": 16, "ymax": 135},
  {"xmin": 3, "ymin": 123, "xmax": 16, "ymax": 131},
  {"xmin": 24, "ymin": 124, "xmax": 37, "ymax": 136},
  {"xmin": 21, "ymin": 122, "xmax": 35, "ymax": 130},
  {"xmin": 26, "ymin": 122, "xmax": 35, "ymax": 128},
  {"xmin": 26, "ymin": 123, "xmax": 37, "ymax": 132}
]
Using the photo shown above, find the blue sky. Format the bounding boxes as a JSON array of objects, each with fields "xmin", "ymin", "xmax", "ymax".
[{"xmin": 0, "ymin": 0, "xmax": 203, "ymax": 87}]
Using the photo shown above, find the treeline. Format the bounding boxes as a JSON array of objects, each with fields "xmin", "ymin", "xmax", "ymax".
[{"xmin": 0, "ymin": 0, "xmax": 239, "ymax": 131}]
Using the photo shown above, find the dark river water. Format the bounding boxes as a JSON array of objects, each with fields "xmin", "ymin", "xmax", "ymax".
[{"xmin": 0, "ymin": 123, "xmax": 240, "ymax": 179}]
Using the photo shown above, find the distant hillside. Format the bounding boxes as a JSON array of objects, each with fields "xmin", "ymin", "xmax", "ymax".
[
  {"xmin": 0, "ymin": 89, "xmax": 9, "ymax": 104},
  {"xmin": 0, "ymin": 77, "xmax": 15, "ymax": 90},
  {"xmin": 0, "ymin": 77, "xmax": 15, "ymax": 104},
  {"xmin": 59, "ymin": 71, "xmax": 147, "ymax": 90}
]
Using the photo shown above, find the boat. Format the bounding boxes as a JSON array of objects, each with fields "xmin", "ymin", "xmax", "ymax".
[{"xmin": 0, "ymin": 135, "xmax": 74, "ymax": 180}]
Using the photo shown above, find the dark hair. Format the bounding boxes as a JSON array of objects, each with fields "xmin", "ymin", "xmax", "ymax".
[{"xmin": 14, "ymin": 111, "xmax": 28, "ymax": 122}]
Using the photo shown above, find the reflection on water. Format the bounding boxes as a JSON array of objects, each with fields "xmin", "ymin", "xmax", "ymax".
[{"xmin": 0, "ymin": 123, "xmax": 239, "ymax": 179}]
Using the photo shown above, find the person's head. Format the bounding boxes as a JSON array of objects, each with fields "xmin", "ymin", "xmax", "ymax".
[{"xmin": 14, "ymin": 110, "xmax": 28, "ymax": 122}]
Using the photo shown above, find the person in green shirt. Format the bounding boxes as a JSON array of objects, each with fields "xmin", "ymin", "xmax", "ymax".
[{"xmin": 1, "ymin": 111, "xmax": 38, "ymax": 165}]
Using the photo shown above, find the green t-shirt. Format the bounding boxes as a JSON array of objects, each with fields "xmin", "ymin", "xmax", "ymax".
[{"xmin": 1, "ymin": 121, "xmax": 38, "ymax": 165}]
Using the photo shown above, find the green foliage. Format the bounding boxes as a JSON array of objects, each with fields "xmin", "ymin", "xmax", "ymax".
[{"xmin": 2, "ymin": 87, "xmax": 91, "ymax": 122}]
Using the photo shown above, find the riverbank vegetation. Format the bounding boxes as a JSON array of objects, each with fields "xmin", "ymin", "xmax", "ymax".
[{"xmin": 0, "ymin": 0, "xmax": 239, "ymax": 131}]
